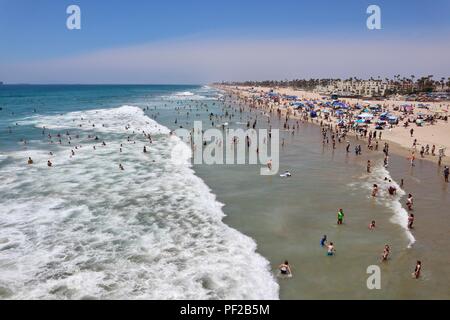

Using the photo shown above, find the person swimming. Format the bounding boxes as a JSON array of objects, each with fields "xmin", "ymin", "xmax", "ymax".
[
  {"xmin": 278, "ymin": 260, "xmax": 292, "ymax": 276},
  {"xmin": 119, "ymin": 163, "xmax": 124, "ymax": 171},
  {"xmin": 280, "ymin": 170, "xmax": 291, "ymax": 177},
  {"xmin": 47, "ymin": 160, "xmax": 52, "ymax": 167}
]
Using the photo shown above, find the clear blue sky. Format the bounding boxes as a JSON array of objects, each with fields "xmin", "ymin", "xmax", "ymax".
[{"xmin": 1, "ymin": 0, "xmax": 449, "ymax": 83}]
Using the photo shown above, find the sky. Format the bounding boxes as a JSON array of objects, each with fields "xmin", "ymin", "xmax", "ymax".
[{"xmin": 0, "ymin": 0, "xmax": 449, "ymax": 84}]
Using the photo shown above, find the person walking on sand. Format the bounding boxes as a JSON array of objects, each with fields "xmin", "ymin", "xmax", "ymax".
[
  {"xmin": 367, "ymin": 160, "xmax": 371, "ymax": 173},
  {"xmin": 412, "ymin": 260, "xmax": 422, "ymax": 279},
  {"xmin": 444, "ymin": 166, "xmax": 449, "ymax": 183},
  {"xmin": 410, "ymin": 128, "xmax": 414, "ymax": 137},
  {"xmin": 337, "ymin": 209, "xmax": 344, "ymax": 225}
]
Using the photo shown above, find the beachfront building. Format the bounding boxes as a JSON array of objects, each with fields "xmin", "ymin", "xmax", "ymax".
[{"xmin": 315, "ymin": 79, "xmax": 393, "ymax": 97}]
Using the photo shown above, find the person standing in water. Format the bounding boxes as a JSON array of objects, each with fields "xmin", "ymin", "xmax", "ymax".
[
  {"xmin": 320, "ymin": 235, "xmax": 327, "ymax": 247},
  {"xmin": 278, "ymin": 260, "xmax": 292, "ymax": 276},
  {"xmin": 367, "ymin": 160, "xmax": 371, "ymax": 173},
  {"xmin": 406, "ymin": 194, "xmax": 414, "ymax": 211},
  {"xmin": 381, "ymin": 244, "xmax": 390, "ymax": 261},
  {"xmin": 444, "ymin": 166, "xmax": 449, "ymax": 183},
  {"xmin": 337, "ymin": 209, "xmax": 344, "ymax": 225},
  {"xmin": 27, "ymin": 157, "xmax": 33, "ymax": 165},
  {"xmin": 408, "ymin": 213, "xmax": 415, "ymax": 229},
  {"xmin": 369, "ymin": 220, "xmax": 376, "ymax": 230},
  {"xmin": 372, "ymin": 184, "xmax": 379, "ymax": 197},
  {"xmin": 412, "ymin": 261, "xmax": 422, "ymax": 279},
  {"xmin": 326, "ymin": 242, "xmax": 336, "ymax": 256},
  {"xmin": 267, "ymin": 159, "xmax": 272, "ymax": 171}
]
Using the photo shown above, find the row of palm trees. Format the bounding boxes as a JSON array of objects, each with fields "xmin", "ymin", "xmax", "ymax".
[{"xmin": 220, "ymin": 75, "xmax": 450, "ymax": 94}]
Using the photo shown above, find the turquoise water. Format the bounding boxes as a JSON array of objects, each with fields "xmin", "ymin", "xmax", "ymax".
[{"xmin": 0, "ymin": 85, "xmax": 278, "ymax": 299}]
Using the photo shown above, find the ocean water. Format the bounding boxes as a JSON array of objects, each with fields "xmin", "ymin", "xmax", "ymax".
[
  {"xmin": 0, "ymin": 85, "xmax": 278, "ymax": 299},
  {"xmin": 1, "ymin": 85, "xmax": 449, "ymax": 300}
]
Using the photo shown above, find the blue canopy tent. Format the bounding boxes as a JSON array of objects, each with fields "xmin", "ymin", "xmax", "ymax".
[{"xmin": 379, "ymin": 112, "xmax": 389, "ymax": 121}]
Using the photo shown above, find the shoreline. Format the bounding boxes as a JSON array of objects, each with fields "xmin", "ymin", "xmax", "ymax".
[
  {"xmin": 214, "ymin": 84, "xmax": 450, "ymax": 167},
  {"xmin": 199, "ymin": 85, "xmax": 450, "ymax": 299}
]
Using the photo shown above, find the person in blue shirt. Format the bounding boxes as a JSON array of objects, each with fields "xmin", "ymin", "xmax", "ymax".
[{"xmin": 320, "ymin": 235, "xmax": 327, "ymax": 247}]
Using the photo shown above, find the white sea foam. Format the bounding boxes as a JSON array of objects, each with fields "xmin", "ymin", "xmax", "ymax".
[
  {"xmin": 161, "ymin": 90, "xmax": 214, "ymax": 101},
  {"xmin": 0, "ymin": 105, "xmax": 279, "ymax": 299},
  {"xmin": 176, "ymin": 91, "xmax": 195, "ymax": 96},
  {"xmin": 353, "ymin": 164, "xmax": 416, "ymax": 248}
]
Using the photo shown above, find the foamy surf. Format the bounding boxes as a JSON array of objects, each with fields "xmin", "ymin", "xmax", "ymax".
[
  {"xmin": 0, "ymin": 105, "xmax": 279, "ymax": 299},
  {"xmin": 161, "ymin": 89, "xmax": 214, "ymax": 101}
]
